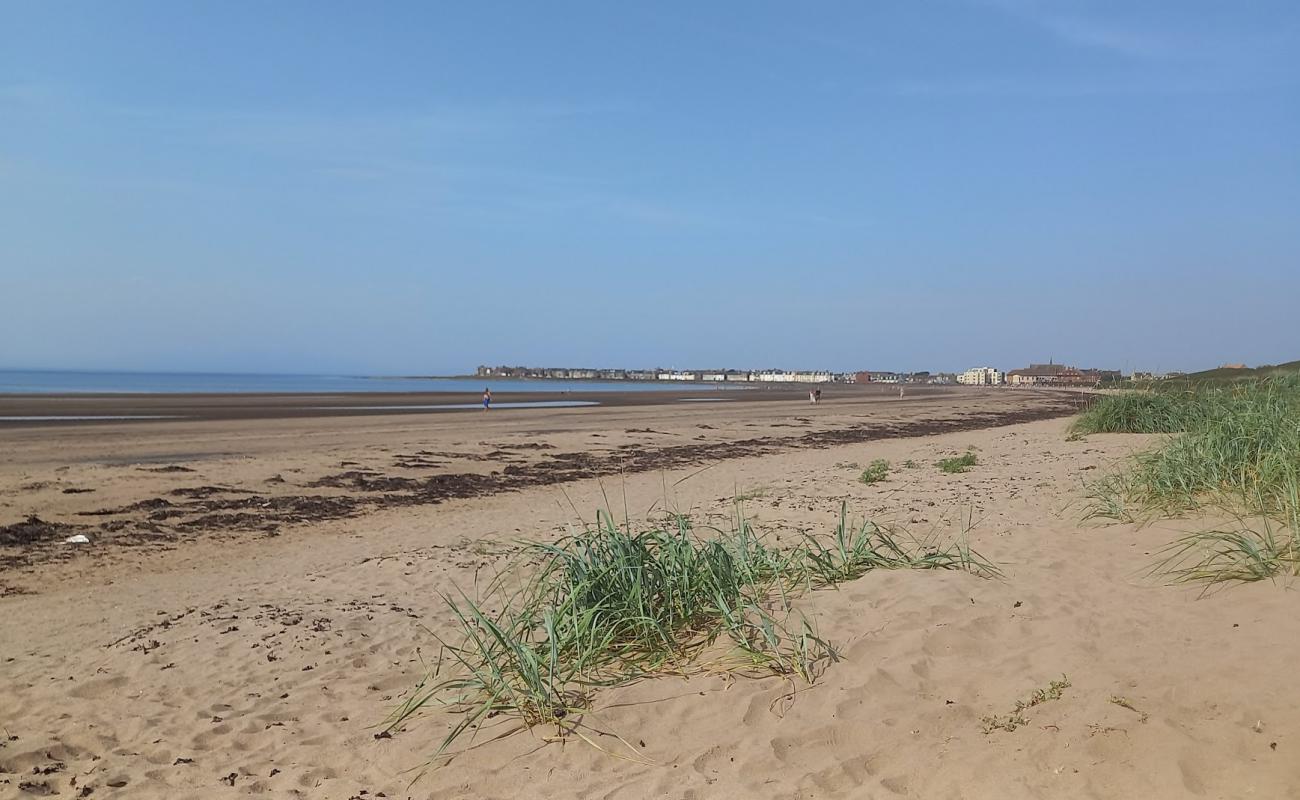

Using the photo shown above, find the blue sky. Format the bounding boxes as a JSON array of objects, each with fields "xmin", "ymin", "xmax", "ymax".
[{"xmin": 2, "ymin": 1, "xmax": 1297, "ymax": 375}]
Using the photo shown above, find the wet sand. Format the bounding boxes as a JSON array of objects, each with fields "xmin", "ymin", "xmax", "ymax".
[
  {"xmin": 0, "ymin": 382, "xmax": 959, "ymax": 425},
  {"xmin": 0, "ymin": 388, "xmax": 1079, "ymax": 581}
]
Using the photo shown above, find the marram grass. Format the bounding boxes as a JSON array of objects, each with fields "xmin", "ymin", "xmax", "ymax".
[
  {"xmin": 937, "ymin": 452, "xmax": 978, "ymax": 474},
  {"xmin": 1079, "ymin": 377, "xmax": 1300, "ymax": 587},
  {"xmin": 387, "ymin": 506, "xmax": 993, "ymax": 762},
  {"xmin": 1071, "ymin": 389, "xmax": 1204, "ymax": 435}
]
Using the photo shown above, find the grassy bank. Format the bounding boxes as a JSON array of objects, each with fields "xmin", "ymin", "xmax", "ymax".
[
  {"xmin": 389, "ymin": 507, "xmax": 991, "ymax": 761},
  {"xmin": 1075, "ymin": 377, "xmax": 1300, "ymax": 586}
]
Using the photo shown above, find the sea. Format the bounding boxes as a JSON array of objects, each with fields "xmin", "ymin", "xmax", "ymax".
[{"xmin": 0, "ymin": 370, "xmax": 738, "ymax": 395}]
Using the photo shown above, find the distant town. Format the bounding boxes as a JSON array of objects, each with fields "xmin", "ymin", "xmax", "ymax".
[{"xmin": 476, "ymin": 362, "xmax": 1173, "ymax": 387}]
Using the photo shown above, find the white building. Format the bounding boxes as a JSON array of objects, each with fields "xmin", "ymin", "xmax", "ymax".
[
  {"xmin": 752, "ymin": 371, "xmax": 835, "ymax": 384},
  {"xmin": 957, "ymin": 367, "xmax": 1006, "ymax": 386}
]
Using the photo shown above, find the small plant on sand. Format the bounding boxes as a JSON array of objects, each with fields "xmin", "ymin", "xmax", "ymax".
[
  {"xmin": 858, "ymin": 459, "xmax": 890, "ymax": 485},
  {"xmin": 980, "ymin": 675, "xmax": 1071, "ymax": 735},
  {"xmin": 980, "ymin": 710, "xmax": 1029, "ymax": 734},
  {"xmin": 388, "ymin": 505, "xmax": 995, "ymax": 764},
  {"xmin": 1109, "ymin": 695, "xmax": 1149, "ymax": 723},
  {"xmin": 1026, "ymin": 675, "xmax": 1071, "ymax": 705},
  {"xmin": 902, "ymin": 459, "xmax": 918, "ymax": 469},
  {"xmin": 937, "ymin": 452, "xmax": 978, "ymax": 474}
]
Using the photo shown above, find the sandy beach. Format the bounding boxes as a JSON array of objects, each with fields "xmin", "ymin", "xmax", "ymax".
[{"xmin": 3, "ymin": 388, "xmax": 1297, "ymax": 799}]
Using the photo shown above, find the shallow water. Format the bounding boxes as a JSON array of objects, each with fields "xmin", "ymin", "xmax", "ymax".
[
  {"xmin": 0, "ymin": 370, "xmax": 742, "ymax": 395},
  {"xmin": 303, "ymin": 401, "xmax": 600, "ymax": 410},
  {"xmin": 0, "ymin": 415, "xmax": 185, "ymax": 421}
]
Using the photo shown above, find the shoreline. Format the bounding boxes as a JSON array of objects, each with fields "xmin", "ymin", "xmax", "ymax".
[
  {"xmin": 0, "ymin": 390, "xmax": 1083, "ymax": 577},
  {"xmin": 0, "ymin": 388, "xmax": 1082, "ymax": 585},
  {"xmin": 0, "ymin": 383, "xmax": 1043, "ymax": 425}
]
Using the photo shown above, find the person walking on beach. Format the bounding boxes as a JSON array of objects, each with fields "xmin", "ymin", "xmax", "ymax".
[{"xmin": 482, "ymin": 388, "xmax": 492, "ymax": 411}]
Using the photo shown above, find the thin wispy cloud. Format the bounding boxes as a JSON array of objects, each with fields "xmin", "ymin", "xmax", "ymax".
[
  {"xmin": 5, "ymin": 88, "xmax": 639, "ymax": 187},
  {"xmin": 61, "ymin": 98, "xmax": 733, "ymax": 232},
  {"xmin": 108, "ymin": 100, "xmax": 636, "ymax": 155},
  {"xmin": 871, "ymin": 74, "xmax": 1256, "ymax": 99},
  {"xmin": 1035, "ymin": 14, "xmax": 1173, "ymax": 59},
  {"xmin": 5, "ymin": 84, "xmax": 638, "ymax": 155},
  {"xmin": 980, "ymin": 0, "xmax": 1299, "ymax": 65},
  {"xmin": 972, "ymin": 0, "xmax": 1183, "ymax": 59},
  {"xmin": 889, "ymin": 0, "xmax": 1300, "ymax": 98}
]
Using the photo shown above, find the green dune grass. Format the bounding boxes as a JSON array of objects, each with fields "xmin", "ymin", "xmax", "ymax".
[
  {"xmin": 387, "ymin": 506, "xmax": 993, "ymax": 762},
  {"xmin": 1077, "ymin": 376, "xmax": 1300, "ymax": 588}
]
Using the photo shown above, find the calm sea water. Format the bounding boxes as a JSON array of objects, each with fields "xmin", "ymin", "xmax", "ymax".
[{"xmin": 0, "ymin": 370, "xmax": 738, "ymax": 395}]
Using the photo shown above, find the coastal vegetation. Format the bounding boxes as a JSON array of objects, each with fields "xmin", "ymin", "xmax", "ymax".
[
  {"xmin": 980, "ymin": 675, "xmax": 1071, "ymax": 735},
  {"xmin": 858, "ymin": 459, "xmax": 891, "ymax": 485},
  {"xmin": 937, "ymin": 452, "xmax": 978, "ymax": 474},
  {"xmin": 1163, "ymin": 359, "xmax": 1300, "ymax": 386},
  {"xmin": 1076, "ymin": 376, "xmax": 1300, "ymax": 587},
  {"xmin": 388, "ymin": 507, "xmax": 992, "ymax": 761}
]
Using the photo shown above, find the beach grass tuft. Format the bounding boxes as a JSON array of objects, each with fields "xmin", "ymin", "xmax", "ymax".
[
  {"xmin": 858, "ymin": 459, "xmax": 891, "ymax": 485},
  {"xmin": 388, "ymin": 505, "xmax": 993, "ymax": 762},
  {"xmin": 937, "ymin": 452, "xmax": 978, "ymax": 474},
  {"xmin": 1071, "ymin": 390, "xmax": 1202, "ymax": 435},
  {"xmin": 1079, "ymin": 377, "xmax": 1300, "ymax": 587}
]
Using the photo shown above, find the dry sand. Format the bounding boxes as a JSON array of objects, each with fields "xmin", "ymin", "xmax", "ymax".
[{"xmin": 2, "ymin": 389, "xmax": 1297, "ymax": 799}]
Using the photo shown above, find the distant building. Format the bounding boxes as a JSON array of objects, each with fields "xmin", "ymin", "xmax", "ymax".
[
  {"xmin": 476, "ymin": 365, "xmax": 531, "ymax": 378},
  {"xmin": 478, "ymin": 365, "xmax": 843, "ymax": 384},
  {"xmin": 752, "ymin": 370, "xmax": 835, "ymax": 384},
  {"xmin": 957, "ymin": 367, "xmax": 1005, "ymax": 386},
  {"xmin": 1008, "ymin": 362, "xmax": 1120, "ymax": 386},
  {"xmin": 856, "ymin": 370, "xmax": 936, "ymax": 384}
]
